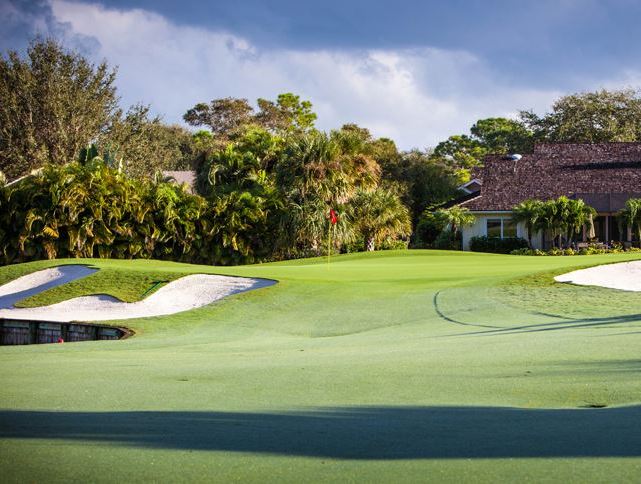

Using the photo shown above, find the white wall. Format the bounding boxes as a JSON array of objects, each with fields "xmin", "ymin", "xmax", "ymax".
[{"xmin": 462, "ymin": 212, "xmax": 543, "ymax": 250}]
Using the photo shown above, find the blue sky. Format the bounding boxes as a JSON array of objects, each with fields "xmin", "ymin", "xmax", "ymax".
[{"xmin": 2, "ymin": 0, "xmax": 641, "ymax": 148}]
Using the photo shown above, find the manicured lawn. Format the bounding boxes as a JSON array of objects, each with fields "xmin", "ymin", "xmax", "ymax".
[{"xmin": 2, "ymin": 250, "xmax": 641, "ymax": 482}]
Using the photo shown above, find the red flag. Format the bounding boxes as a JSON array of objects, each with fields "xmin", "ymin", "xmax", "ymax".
[{"xmin": 329, "ymin": 209, "xmax": 338, "ymax": 225}]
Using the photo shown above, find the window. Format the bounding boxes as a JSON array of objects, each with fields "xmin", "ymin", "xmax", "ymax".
[
  {"xmin": 486, "ymin": 218, "xmax": 517, "ymax": 238},
  {"xmin": 487, "ymin": 219, "xmax": 502, "ymax": 237},
  {"xmin": 502, "ymin": 220, "xmax": 517, "ymax": 238}
]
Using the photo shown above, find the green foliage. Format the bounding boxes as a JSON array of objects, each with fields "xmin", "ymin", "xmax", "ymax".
[
  {"xmin": 432, "ymin": 134, "xmax": 488, "ymax": 170},
  {"xmin": 272, "ymin": 130, "xmax": 384, "ymax": 256},
  {"xmin": 379, "ymin": 149, "xmax": 463, "ymax": 225},
  {"xmin": 521, "ymin": 89, "xmax": 641, "ymax": 143},
  {"xmin": 0, "ymin": 162, "xmax": 270, "ymax": 265},
  {"xmin": 256, "ymin": 93, "xmax": 317, "ymax": 135},
  {"xmin": 618, "ymin": 198, "xmax": 641, "ymax": 244},
  {"xmin": 438, "ymin": 206, "xmax": 475, "ymax": 235},
  {"xmin": 431, "ymin": 117, "xmax": 534, "ymax": 170},
  {"xmin": 1, "ymin": 121, "xmax": 415, "ymax": 265},
  {"xmin": 470, "ymin": 236, "xmax": 528, "ymax": 254},
  {"xmin": 0, "ymin": 39, "xmax": 119, "ymax": 179},
  {"xmin": 510, "ymin": 244, "xmax": 641, "ymax": 256},
  {"xmin": 417, "ymin": 206, "xmax": 474, "ymax": 250},
  {"xmin": 184, "ymin": 92, "xmax": 317, "ymax": 143},
  {"xmin": 101, "ymin": 104, "xmax": 197, "ymax": 178},
  {"xmin": 415, "ymin": 209, "xmax": 450, "ymax": 246},
  {"xmin": 511, "ymin": 199, "xmax": 544, "ymax": 247},
  {"xmin": 433, "ymin": 230, "xmax": 461, "ymax": 250},
  {"xmin": 470, "ymin": 117, "xmax": 534, "ymax": 154},
  {"xmin": 349, "ymin": 188, "xmax": 411, "ymax": 251},
  {"xmin": 514, "ymin": 196, "xmax": 597, "ymax": 249},
  {"xmin": 183, "ymin": 97, "xmax": 255, "ymax": 141}
]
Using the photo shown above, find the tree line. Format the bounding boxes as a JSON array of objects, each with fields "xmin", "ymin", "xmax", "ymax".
[{"xmin": 3, "ymin": 38, "xmax": 641, "ymax": 263}]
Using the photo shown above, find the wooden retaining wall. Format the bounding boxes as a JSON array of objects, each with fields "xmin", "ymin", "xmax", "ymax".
[{"xmin": 0, "ymin": 319, "xmax": 131, "ymax": 345}]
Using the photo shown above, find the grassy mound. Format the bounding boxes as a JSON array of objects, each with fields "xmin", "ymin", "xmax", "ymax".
[{"xmin": 2, "ymin": 250, "xmax": 641, "ymax": 482}]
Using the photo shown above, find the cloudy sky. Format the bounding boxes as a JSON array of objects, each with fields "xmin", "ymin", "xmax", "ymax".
[{"xmin": 2, "ymin": 0, "xmax": 641, "ymax": 149}]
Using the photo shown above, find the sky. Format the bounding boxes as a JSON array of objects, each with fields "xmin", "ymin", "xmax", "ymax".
[{"xmin": 2, "ymin": 0, "xmax": 641, "ymax": 149}]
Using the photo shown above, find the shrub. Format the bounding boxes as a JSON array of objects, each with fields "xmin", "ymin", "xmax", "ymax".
[
  {"xmin": 510, "ymin": 248, "xmax": 549, "ymax": 256},
  {"xmin": 611, "ymin": 241, "xmax": 624, "ymax": 251},
  {"xmin": 415, "ymin": 211, "xmax": 449, "ymax": 246},
  {"xmin": 434, "ymin": 230, "xmax": 461, "ymax": 250},
  {"xmin": 511, "ymin": 244, "xmax": 641, "ymax": 256},
  {"xmin": 379, "ymin": 238, "xmax": 410, "ymax": 251},
  {"xmin": 469, "ymin": 236, "xmax": 529, "ymax": 254}
]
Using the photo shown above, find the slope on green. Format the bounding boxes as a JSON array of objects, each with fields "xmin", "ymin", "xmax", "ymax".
[{"xmin": 2, "ymin": 250, "xmax": 641, "ymax": 483}]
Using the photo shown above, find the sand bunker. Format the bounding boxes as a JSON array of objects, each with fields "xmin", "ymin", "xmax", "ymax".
[
  {"xmin": 554, "ymin": 260, "xmax": 641, "ymax": 292},
  {"xmin": 0, "ymin": 265, "xmax": 97, "ymax": 308},
  {"xmin": 0, "ymin": 266, "xmax": 275, "ymax": 322}
]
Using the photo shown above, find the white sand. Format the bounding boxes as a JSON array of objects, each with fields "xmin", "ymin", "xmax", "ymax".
[
  {"xmin": 0, "ymin": 267, "xmax": 275, "ymax": 322},
  {"xmin": 554, "ymin": 260, "xmax": 641, "ymax": 292}
]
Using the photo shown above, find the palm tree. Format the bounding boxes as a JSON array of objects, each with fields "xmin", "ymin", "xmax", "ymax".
[
  {"xmin": 553, "ymin": 196, "xmax": 573, "ymax": 247},
  {"xmin": 565, "ymin": 198, "xmax": 596, "ymax": 245},
  {"xmin": 534, "ymin": 200, "xmax": 559, "ymax": 249},
  {"xmin": 350, "ymin": 188, "xmax": 411, "ymax": 251},
  {"xmin": 512, "ymin": 199, "xmax": 543, "ymax": 247},
  {"xmin": 439, "ymin": 206, "xmax": 475, "ymax": 237},
  {"xmin": 618, "ymin": 198, "xmax": 641, "ymax": 246}
]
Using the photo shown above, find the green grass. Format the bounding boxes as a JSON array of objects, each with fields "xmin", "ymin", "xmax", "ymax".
[{"xmin": 2, "ymin": 250, "xmax": 641, "ymax": 482}]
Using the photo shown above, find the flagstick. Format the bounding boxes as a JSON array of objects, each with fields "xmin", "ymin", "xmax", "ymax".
[{"xmin": 327, "ymin": 218, "xmax": 331, "ymax": 266}]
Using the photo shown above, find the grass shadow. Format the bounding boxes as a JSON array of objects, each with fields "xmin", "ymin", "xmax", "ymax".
[{"xmin": 2, "ymin": 406, "xmax": 641, "ymax": 459}]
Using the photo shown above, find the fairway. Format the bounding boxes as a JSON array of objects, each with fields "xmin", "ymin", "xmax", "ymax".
[{"xmin": 2, "ymin": 250, "xmax": 641, "ymax": 482}]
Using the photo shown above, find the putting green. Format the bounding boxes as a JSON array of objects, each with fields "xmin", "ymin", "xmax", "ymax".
[{"xmin": 2, "ymin": 250, "xmax": 641, "ymax": 483}]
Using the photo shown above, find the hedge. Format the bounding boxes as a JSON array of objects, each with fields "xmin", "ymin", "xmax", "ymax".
[{"xmin": 469, "ymin": 236, "xmax": 529, "ymax": 254}]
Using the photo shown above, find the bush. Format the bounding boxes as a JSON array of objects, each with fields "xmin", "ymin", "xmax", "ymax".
[
  {"xmin": 434, "ymin": 230, "xmax": 461, "ymax": 250},
  {"xmin": 0, "ymin": 161, "xmax": 277, "ymax": 266},
  {"xmin": 469, "ymin": 236, "xmax": 529, "ymax": 254},
  {"xmin": 415, "ymin": 210, "xmax": 449, "ymax": 247},
  {"xmin": 510, "ymin": 247, "xmax": 548, "ymax": 256},
  {"xmin": 511, "ymin": 244, "xmax": 641, "ymax": 256},
  {"xmin": 379, "ymin": 238, "xmax": 409, "ymax": 251}
]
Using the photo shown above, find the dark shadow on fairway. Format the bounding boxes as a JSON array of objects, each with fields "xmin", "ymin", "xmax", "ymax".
[
  {"xmin": 432, "ymin": 291, "xmax": 500, "ymax": 329},
  {"xmin": 1, "ymin": 406, "xmax": 641, "ymax": 459},
  {"xmin": 456, "ymin": 313, "xmax": 641, "ymax": 337}
]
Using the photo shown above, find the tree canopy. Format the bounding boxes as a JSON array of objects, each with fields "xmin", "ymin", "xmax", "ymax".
[
  {"xmin": 0, "ymin": 39, "xmax": 119, "ymax": 178},
  {"xmin": 521, "ymin": 89, "xmax": 641, "ymax": 143},
  {"xmin": 6, "ymin": 37, "xmax": 641, "ymax": 264},
  {"xmin": 184, "ymin": 92, "xmax": 317, "ymax": 143}
]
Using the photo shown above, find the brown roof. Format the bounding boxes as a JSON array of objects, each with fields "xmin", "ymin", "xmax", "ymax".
[{"xmin": 462, "ymin": 143, "xmax": 641, "ymax": 212}]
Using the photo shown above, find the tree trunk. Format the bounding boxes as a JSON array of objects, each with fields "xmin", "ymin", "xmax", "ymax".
[{"xmin": 366, "ymin": 237, "xmax": 375, "ymax": 252}]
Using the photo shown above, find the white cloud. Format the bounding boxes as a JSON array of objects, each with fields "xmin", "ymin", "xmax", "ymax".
[{"xmin": 49, "ymin": 0, "xmax": 562, "ymax": 149}]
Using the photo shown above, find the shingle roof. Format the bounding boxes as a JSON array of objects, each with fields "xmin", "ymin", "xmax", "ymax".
[{"xmin": 461, "ymin": 143, "xmax": 641, "ymax": 212}]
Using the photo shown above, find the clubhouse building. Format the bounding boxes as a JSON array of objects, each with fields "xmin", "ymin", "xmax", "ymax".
[{"xmin": 458, "ymin": 143, "xmax": 641, "ymax": 250}]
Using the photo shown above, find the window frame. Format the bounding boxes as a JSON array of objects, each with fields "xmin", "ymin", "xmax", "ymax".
[{"xmin": 486, "ymin": 217, "xmax": 517, "ymax": 239}]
